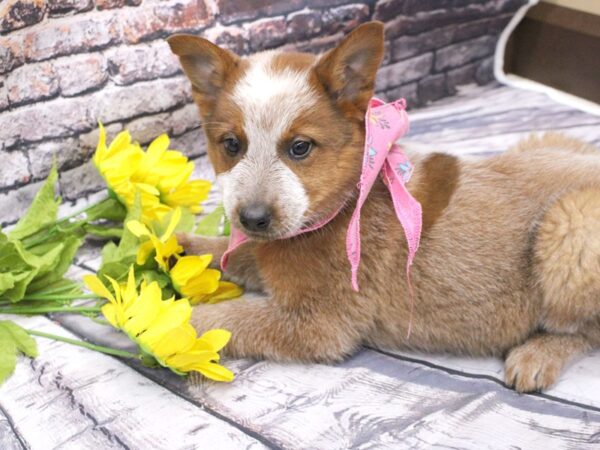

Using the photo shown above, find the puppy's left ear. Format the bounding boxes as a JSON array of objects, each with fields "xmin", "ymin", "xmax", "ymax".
[{"xmin": 315, "ymin": 21, "xmax": 384, "ymax": 111}]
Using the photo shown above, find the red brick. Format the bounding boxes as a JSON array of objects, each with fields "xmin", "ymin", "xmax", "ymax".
[
  {"xmin": 376, "ymin": 53, "xmax": 433, "ymax": 91},
  {"xmin": 391, "ymin": 27, "xmax": 454, "ymax": 62},
  {"xmin": 286, "ymin": 10, "xmax": 322, "ymax": 42},
  {"xmin": 446, "ymin": 62, "xmax": 477, "ymax": 94},
  {"xmin": 418, "ymin": 73, "xmax": 447, "ymax": 104},
  {"xmin": 96, "ymin": 0, "xmax": 141, "ymax": 10},
  {"xmin": 170, "ymin": 102, "xmax": 200, "ymax": 136},
  {"xmin": 246, "ymin": 16, "xmax": 287, "ymax": 51},
  {"xmin": 434, "ymin": 35, "xmax": 496, "ymax": 71},
  {"xmin": 321, "ymin": 4, "xmax": 370, "ymax": 34},
  {"xmin": 170, "ymin": 127, "xmax": 206, "ymax": 159},
  {"xmin": 475, "ymin": 56, "xmax": 495, "ymax": 85},
  {"xmin": 89, "ymin": 77, "xmax": 191, "ymax": 125},
  {"xmin": 27, "ymin": 137, "xmax": 81, "ymax": 179},
  {"xmin": 380, "ymin": 82, "xmax": 420, "ymax": 109},
  {"xmin": 59, "ymin": 160, "xmax": 106, "ymax": 201},
  {"xmin": 0, "ymin": 37, "xmax": 24, "ymax": 75},
  {"xmin": 0, "ymin": 81, "xmax": 9, "ymax": 111},
  {"xmin": 106, "ymin": 41, "xmax": 179, "ymax": 85},
  {"xmin": 47, "ymin": 0, "xmax": 93, "ymax": 16},
  {"xmin": 215, "ymin": 0, "xmax": 303, "ymax": 25},
  {"xmin": 123, "ymin": 0, "xmax": 213, "ymax": 44},
  {"xmin": 23, "ymin": 13, "xmax": 122, "ymax": 62},
  {"xmin": 203, "ymin": 25, "xmax": 248, "ymax": 55},
  {"xmin": 54, "ymin": 53, "xmax": 108, "ymax": 96},
  {"xmin": 286, "ymin": 32, "xmax": 343, "ymax": 54},
  {"xmin": 154, "ymin": 0, "xmax": 212, "ymax": 32},
  {"xmin": 5, "ymin": 61, "xmax": 59, "ymax": 106},
  {"xmin": 373, "ymin": 0, "xmax": 406, "ymax": 21},
  {"xmin": 0, "ymin": 96, "xmax": 93, "ymax": 148},
  {"xmin": 0, "ymin": 181, "xmax": 46, "ymax": 226},
  {"xmin": 78, "ymin": 122, "xmax": 122, "ymax": 153},
  {"xmin": 0, "ymin": 150, "xmax": 31, "ymax": 187},
  {"xmin": 126, "ymin": 112, "xmax": 171, "ymax": 144},
  {"xmin": 0, "ymin": 0, "xmax": 46, "ymax": 33}
]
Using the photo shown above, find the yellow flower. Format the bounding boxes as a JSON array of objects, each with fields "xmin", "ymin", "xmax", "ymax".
[
  {"xmin": 127, "ymin": 208, "xmax": 183, "ymax": 271},
  {"xmin": 83, "ymin": 266, "xmax": 234, "ymax": 382},
  {"xmin": 194, "ymin": 281, "xmax": 244, "ymax": 305},
  {"xmin": 93, "ymin": 123, "xmax": 171, "ymax": 223},
  {"xmin": 132, "ymin": 133, "xmax": 212, "ymax": 214},
  {"xmin": 93, "ymin": 124, "xmax": 212, "ymax": 223},
  {"xmin": 170, "ymin": 255, "xmax": 222, "ymax": 304},
  {"xmin": 127, "ymin": 208, "xmax": 242, "ymax": 305}
]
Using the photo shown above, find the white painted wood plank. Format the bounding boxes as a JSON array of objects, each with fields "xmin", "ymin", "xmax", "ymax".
[
  {"xmin": 383, "ymin": 348, "xmax": 600, "ymax": 409},
  {"xmin": 405, "ymin": 84, "xmax": 600, "ymax": 154},
  {"xmin": 0, "ymin": 314, "xmax": 267, "ymax": 450},
  {"xmin": 178, "ymin": 351, "xmax": 600, "ymax": 449},
  {"xmin": 0, "ymin": 406, "xmax": 25, "ymax": 450}
]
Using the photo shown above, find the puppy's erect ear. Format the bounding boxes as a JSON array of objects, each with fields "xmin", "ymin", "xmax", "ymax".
[
  {"xmin": 315, "ymin": 21, "xmax": 384, "ymax": 111},
  {"xmin": 167, "ymin": 34, "xmax": 240, "ymax": 113}
]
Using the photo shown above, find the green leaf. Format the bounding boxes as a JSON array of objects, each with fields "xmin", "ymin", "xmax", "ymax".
[
  {"xmin": 0, "ymin": 320, "xmax": 38, "ymax": 385},
  {"xmin": 195, "ymin": 205, "xmax": 228, "ymax": 236},
  {"xmin": 0, "ymin": 232, "xmax": 38, "ymax": 302},
  {"xmin": 0, "ymin": 321, "xmax": 38, "ymax": 357},
  {"xmin": 84, "ymin": 223, "xmax": 123, "ymax": 239},
  {"xmin": 9, "ymin": 165, "xmax": 60, "ymax": 241},
  {"xmin": 97, "ymin": 194, "xmax": 142, "ymax": 282},
  {"xmin": 86, "ymin": 198, "xmax": 127, "ymax": 222},
  {"xmin": 26, "ymin": 235, "xmax": 83, "ymax": 293}
]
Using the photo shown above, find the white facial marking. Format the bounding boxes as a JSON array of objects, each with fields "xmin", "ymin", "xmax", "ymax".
[{"xmin": 219, "ymin": 51, "xmax": 318, "ymax": 235}]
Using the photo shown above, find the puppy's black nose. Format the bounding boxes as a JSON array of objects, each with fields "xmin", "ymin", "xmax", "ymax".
[{"xmin": 239, "ymin": 204, "xmax": 272, "ymax": 232}]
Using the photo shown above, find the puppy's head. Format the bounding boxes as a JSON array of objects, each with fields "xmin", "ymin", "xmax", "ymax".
[{"xmin": 168, "ymin": 22, "xmax": 384, "ymax": 240}]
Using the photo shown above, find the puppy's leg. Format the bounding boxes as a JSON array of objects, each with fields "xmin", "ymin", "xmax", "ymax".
[
  {"xmin": 506, "ymin": 188, "xmax": 600, "ymax": 392},
  {"xmin": 190, "ymin": 296, "xmax": 363, "ymax": 363},
  {"xmin": 176, "ymin": 234, "xmax": 264, "ymax": 291},
  {"xmin": 504, "ymin": 332, "xmax": 592, "ymax": 392},
  {"xmin": 535, "ymin": 188, "xmax": 600, "ymax": 332}
]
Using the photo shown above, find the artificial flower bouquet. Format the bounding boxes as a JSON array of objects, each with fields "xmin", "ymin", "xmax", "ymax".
[{"xmin": 0, "ymin": 124, "xmax": 239, "ymax": 386}]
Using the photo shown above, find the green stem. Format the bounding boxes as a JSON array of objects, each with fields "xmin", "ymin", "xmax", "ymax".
[
  {"xmin": 22, "ymin": 197, "xmax": 111, "ymax": 249},
  {"xmin": 20, "ymin": 294, "xmax": 99, "ymax": 302},
  {"xmin": 56, "ymin": 198, "xmax": 108, "ymax": 226},
  {"xmin": 0, "ymin": 306, "xmax": 101, "ymax": 314},
  {"xmin": 27, "ymin": 329, "xmax": 141, "ymax": 359}
]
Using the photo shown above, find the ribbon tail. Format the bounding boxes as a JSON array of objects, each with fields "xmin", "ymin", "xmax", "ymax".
[
  {"xmin": 346, "ymin": 212, "xmax": 362, "ymax": 292},
  {"xmin": 220, "ymin": 226, "xmax": 249, "ymax": 271}
]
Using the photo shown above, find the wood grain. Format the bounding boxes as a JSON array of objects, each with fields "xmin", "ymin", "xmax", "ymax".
[{"xmin": 0, "ymin": 314, "xmax": 267, "ymax": 450}]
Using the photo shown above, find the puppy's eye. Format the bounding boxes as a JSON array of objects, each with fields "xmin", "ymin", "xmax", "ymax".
[
  {"xmin": 289, "ymin": 140, "xmax": 312, "ymax": 159},
  {"xmin": 223, "ymin": 137, "xmax": 240, "ymax": 156}
]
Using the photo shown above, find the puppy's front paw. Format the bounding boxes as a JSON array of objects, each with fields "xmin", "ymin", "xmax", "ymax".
[
  {"xmin": 176, "ymin": 233, "xmax": 228, "ymax": 264},
  {"xmin": 504, "ymin": 344, "xmax": 562, "ymax": 393}
]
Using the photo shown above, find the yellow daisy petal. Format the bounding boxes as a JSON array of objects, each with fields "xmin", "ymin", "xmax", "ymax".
[
  {"xmin": 197, "ymin": 329, "xmax": 231, "ymax": 353},
  {"xmin": 83, "ymin": 274, "xmax": 115, "ymax": 303}
]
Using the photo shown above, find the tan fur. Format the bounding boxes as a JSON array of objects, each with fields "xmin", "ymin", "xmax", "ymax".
[{"xmin": 169, "ymin": 24, "xmax": 600, "ymax": 393}]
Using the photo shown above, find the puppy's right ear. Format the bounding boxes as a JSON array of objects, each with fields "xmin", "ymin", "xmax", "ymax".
[{"xmin": 167, "ymin": 35, "xmax": 239, "ymax": 113}]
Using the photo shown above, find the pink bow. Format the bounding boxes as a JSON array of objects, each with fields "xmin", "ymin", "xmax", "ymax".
[
  {"xmin": 221, "ymin": 98, "xmax": 422, "ymax": 325},
  {"xmin": 347, "ymin": 97, "xmax": 421, "ymax": 291}
]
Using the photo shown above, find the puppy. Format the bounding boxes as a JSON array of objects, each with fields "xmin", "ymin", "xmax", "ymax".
[{"xmin": 168, "ymin": 22, "xmax": 600, "ymax": 392}]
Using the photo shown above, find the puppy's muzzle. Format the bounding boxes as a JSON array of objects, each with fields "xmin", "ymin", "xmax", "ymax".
[{"xmin": 239, "ymin": 203, "xmax": 272, "ymax": 233}]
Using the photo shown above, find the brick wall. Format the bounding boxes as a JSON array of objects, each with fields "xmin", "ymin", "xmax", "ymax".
[{"xmin": 0, "ymin": 0, "xmax": 525, "ymax": 226}]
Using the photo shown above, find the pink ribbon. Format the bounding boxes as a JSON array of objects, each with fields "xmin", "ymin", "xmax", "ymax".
[{"xmin": 221, "ymin": 97, "xmax": 422, "ymax": 329}]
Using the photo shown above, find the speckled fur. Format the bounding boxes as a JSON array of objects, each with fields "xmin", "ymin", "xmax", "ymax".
[{"xmin": 169, "ymin": 23, "xmax": 600, "ymax": 393}]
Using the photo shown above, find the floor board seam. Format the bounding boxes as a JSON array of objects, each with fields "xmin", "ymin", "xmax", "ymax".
[
  {"xmin": 367, "ymin": 346, "xmax": 600, "ymax": 414},
  {"xmin": 52, "ymin": 315, "xmax": 282, "ymax": 450},
  {"xmin": 0, "ymin": 402, "xmax": 30, "ymax": 450}
]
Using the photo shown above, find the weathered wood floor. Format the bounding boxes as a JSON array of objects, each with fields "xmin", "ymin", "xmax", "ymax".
[{"xmin": 2, "ymin": 84, "xmax": 600, "ymax": 449}]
